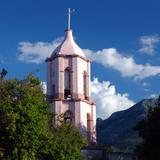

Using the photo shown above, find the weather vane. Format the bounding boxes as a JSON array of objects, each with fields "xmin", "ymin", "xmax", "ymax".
[{"xmin": 68, "ymin": 8, "xmax": 75, "ymax": 30}]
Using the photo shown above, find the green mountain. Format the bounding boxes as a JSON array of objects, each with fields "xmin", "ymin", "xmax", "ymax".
[{"xmin": 96, "ymin": 97, "xmax": 160, "ymax": 152}]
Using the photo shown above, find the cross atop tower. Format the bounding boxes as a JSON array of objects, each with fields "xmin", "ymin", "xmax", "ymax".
[{"xmin": 67, "ymin": 8, "xmax": 74, "ymax": 30}]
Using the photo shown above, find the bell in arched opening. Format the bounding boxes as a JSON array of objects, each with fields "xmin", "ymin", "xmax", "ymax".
[{"xmin": 64, "ymin": 68, "xmax": 71, "ymax": 100}]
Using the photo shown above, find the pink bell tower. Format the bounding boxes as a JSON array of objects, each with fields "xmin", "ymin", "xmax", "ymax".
[{"xmin": 46, "ymin": 8, "xmax": 96, "ymax": 144}]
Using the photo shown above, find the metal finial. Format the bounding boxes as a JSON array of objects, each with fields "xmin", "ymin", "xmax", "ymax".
[
  {"xmin": 68, "ymin": 8, "xmax": 71, "ymax": 30},
  {"xmin": 67, "ymin": 8, "xmax": 75, "ymax": 30}
]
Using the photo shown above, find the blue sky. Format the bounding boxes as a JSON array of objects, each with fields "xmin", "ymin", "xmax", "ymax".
[{"xmin": 0, "ymin": 0, "xmax": 160, "ymax": 118}]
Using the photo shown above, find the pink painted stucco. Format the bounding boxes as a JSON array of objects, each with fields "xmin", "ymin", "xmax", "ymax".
[
  {"xmin": 51, "ymin": 29, "xmax": 85, "ymax": 57},
  {"xmin": 46, "ymin": 29, "xmax": 96, "ymax": 144}
]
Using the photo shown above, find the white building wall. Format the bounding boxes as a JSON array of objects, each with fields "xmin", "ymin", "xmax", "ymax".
[
  {"xmin": 72, "ymin": 57, "xmax": 78, "ymax": 95},
  {"xmin": 58, "ymin": 57, "xmax": 64, "ymax": 95},
  {"xmin": 79, "ymin": 101, "xmax": 96, "ymax": 140},
  {"xmin": 87, "ymin": 61, "xmax": 91, "ymax": 97},
  {"xmin": 76, "ymin": 58, "xmax": 88, "ymax": 95}
]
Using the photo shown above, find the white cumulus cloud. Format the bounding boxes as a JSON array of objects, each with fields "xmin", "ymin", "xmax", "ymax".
[
  {"xmin": 17, "ymin": 38, "xmax": 63, "ymax": 63},
  {"xmin": 84, "ymin": 48, "xmax": 160, "ymax": 80},
  {"xmin": 91, "ymin": 77, "xmax": 134, "ymax": 119},
  {"xmin": 17, "ymin": 38, "xmax": 160, "ymax": 80},
  {"xmin": 138, "ymin": 35, "xmax": 160, "ymax": 55},
  {"xmin": 42, "ymin": 78, "xmax": 134, "ymax": 119}
]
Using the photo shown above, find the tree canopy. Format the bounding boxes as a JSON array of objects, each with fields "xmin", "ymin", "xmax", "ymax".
[
  {"xmin": 0, "ymin": 75, "xmax": 87, "ymax": 160},
  {"xmin": 135, "ymin": 97, "xmax": 160, "ymax": 160}
]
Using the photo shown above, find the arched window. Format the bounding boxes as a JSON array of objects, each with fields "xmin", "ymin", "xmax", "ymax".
[
  {"xmin": 64, "ymin": 68, "xmax": 71, "ymax": 99},
  {"xmin": 83, "ymin": 71, "xmax": 88, "ymax": 100},
  {"xmin": 64, "ymin": 110, "xmax": 72, "ymax": 123}
]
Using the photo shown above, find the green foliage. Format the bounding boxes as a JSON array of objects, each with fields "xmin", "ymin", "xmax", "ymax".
[
  {"xmin": 0, "ymin": 76, "xmax": 51, "ymax": 159},
  {"xmin": 51, "ymin": 123, "xmax": 87, "ymax": 160},
  {"xmin": 135, "ymin": 100, "xmax": 160, "ymax": 160},
  {"xmin": 0, "ymin": 75, "xmax": 87, "ymax": 160}
]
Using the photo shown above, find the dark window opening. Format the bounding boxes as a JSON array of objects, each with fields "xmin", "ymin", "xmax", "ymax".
[
  {"xmin": 64, "ymin": 89, "xmax": 71, "ymax": 99},
  {"xmin": 64, "ymin": 110, "xmax": 72, "ymax": 123},
  {"xmin": 64, "ymin": 68, "xmax": 71, "ymax": 99}
]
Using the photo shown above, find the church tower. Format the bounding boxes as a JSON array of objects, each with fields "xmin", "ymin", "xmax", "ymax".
[{"xmin": 46, "ymin": 9, "xmax": 96, "ymax": 144}]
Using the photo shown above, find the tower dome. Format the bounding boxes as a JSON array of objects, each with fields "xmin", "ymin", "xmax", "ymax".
[{"xmin": 51, "ymin": 29, "xmax": 85, "ymax": 57}]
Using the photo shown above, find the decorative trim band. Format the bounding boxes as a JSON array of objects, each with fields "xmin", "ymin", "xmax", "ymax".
[{"xmin": 46, "ymin": 54, "xmax": 91, "ymax": 62}]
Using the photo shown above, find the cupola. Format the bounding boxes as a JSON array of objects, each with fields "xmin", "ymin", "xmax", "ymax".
[{"xmin": 51, "ymin": 29, "xmax": 85, "ymax": 57}]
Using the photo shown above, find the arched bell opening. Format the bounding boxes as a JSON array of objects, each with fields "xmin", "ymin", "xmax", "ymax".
[{"xmin": 64, "ymin": 68, "xmax": 71, "ymax": 99}]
